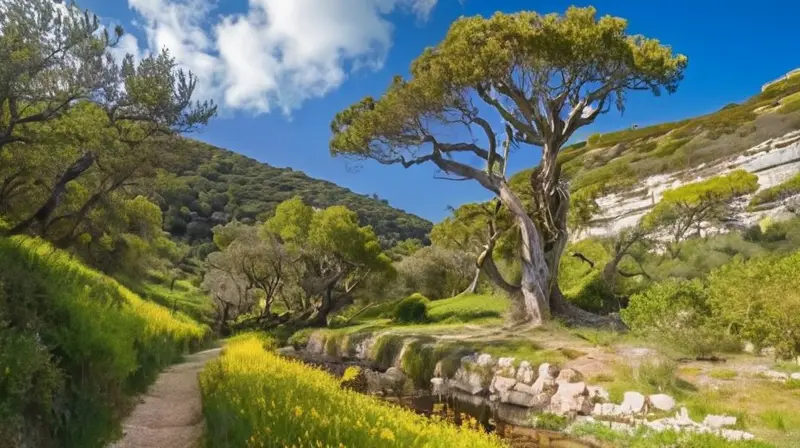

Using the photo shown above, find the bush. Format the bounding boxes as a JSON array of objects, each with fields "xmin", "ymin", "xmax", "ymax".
[
  {"xmin": 749, "ymin": 172, "xmax": 800, "ymax": 207},
  {"xmin": 622, "ymin": 279, "xmax": 709, "ymax": 333},
  {"xmin": 707, "ymin": 253, "xmax": 800, "ymax": 359},
  {"xmin": 393, "ymin": 293, "xmax": 430, "ymax": 323},
  {"xmin": 622, "ymin": 278, "xmax": 743, "ymax": 356},
  {"xmin": 530, "ymin": 412, "xmax": 569, "ymax": 431},
  {"xmin": 0, "ymin": 237, "xmax": 209, "ymax": 447},
  {"xmin": 393, "ymin": 246, "xmax": 474, "ymax": 300},
  {"xmin": 199, "ymin": 334, "xmax": 505, "ymax": 448}
]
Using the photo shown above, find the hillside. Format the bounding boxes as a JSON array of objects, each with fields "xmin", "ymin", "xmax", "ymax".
[
  {"xmin": 154, "ymin": 142, "xmax": 432, "ymax": 250},
  {"xmin": 519, "ymin": 68, "xmax": 800, "ymax": 237}
]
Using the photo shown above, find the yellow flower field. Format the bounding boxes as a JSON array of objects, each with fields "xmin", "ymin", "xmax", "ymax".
[{"xmin": 200, "ymin": 333, "xmax": 507, "ymax": 448}]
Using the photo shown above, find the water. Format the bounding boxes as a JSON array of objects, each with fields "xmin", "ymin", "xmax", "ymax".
[{"xmin": 387, "ymin": 393, "xmax": 598, "ymax": 448}]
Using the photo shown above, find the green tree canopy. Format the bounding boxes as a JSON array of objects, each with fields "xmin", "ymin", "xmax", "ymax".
[
  {"xmin": 262, "ymin": 197, "xmax": 391, "ymax": 326},
  {"xmin": 331, "ymin": 6, "xmax": 686, "ymax": 325}
]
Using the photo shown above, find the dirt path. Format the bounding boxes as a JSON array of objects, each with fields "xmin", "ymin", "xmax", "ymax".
[{"xmin": 109, "ymin": 347, "xmax": 221, "ymax": 448}]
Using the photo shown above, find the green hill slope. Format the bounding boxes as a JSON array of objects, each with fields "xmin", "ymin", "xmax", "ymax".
[
  {"xmin": 0, "ymin": 236, "xmax": 209, "ymax": 447},
  {"xmin": 513, "ymin": 70, "xmax": 800, "ymax": 196},
  {"xmin": 154, "ymin": 143, "xmax": 432, "ymax": 249}
]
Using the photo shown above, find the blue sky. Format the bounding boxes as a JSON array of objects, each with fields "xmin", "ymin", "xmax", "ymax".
[{"xmin": 83, "ymin": 0, "xmax": 800, "ymax": 222}]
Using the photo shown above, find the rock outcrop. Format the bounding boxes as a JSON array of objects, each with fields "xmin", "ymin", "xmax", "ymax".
[{"xmin": 584, "ymin": 130, "xmax": 800, "ymax": 239}]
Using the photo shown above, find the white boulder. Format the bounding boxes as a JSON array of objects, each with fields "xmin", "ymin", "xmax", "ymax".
[
  {"xmin": 515, "ymin": 361, "xmax": 535, "ymax": 384},
  {"xmin": 648, "ymin": 394, "xmax": 676, "ymax": 412},
  {"xmin": 549, "ymin": 381, "xmax": 591, "ymax": 415},
  {"xmin": 430, "ymin": 378, "xmax": 447, "ymax": 396},
  {"xmin": 703, "ymin": 414, "xmax": 737, "ymax": 429},
  {"xmin": 497, "ymin": 357, "xmax": 515, "ymax": 368},
  {"xmin": 620, "ymin": 391, "xmax": 647, "ymax": 414},
  {"xmin": 452, "ymin": 368, "xmax": 485, "ymax": 395},
  {"xmin": 555, "ymin": 368, "xmax": 582, "ymax": 384},
  {"xmin": 530, "ymin": 363, "xmax": 558, "ymax": 395},
  {"xmin": 476, "ymin": 353, "xmax": 495, "ymax": 367}
]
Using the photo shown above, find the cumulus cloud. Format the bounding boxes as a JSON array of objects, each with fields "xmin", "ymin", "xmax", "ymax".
[{"xmin": 122, "ymin": 0, "xmax": 438, "ymax": 114}]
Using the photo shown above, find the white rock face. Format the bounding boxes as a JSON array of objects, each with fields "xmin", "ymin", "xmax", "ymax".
[
  {"xmin": 791, "ymin": 372, "xmax": 800, "ymax": 380},
  {"xmin": 582, "ymin": 130, "xmax": 800, "ymax": 239},
  {"xmin": 649, "ymin": 394, "xmax": 676, "ymax": 412}
]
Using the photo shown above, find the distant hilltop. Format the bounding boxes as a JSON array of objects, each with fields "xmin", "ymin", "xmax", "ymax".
[{"xmin": 762, "ymin": 68, "xmax": 800, "ymax": 92}]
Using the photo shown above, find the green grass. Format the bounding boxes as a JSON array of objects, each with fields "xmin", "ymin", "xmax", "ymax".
[
  {"xmin": 121, "ymin": 275, "xmax": 213, "ymax": 324},
  {"xmin": 572, "ymin": 328, "xmax": 623, "ymax": 347},
  {"xmin": 568, "ymin": 422, "xmax": 774, "ymax": 447},
  {"xmin": 710, "ymin": 369, "xmax": 738, "ymax": 380},
  {"xmin": 778, "ymin": 91, "xmax": 800, "ymax": 113},
  {"xmin": 426, "ymin": 294, "xmax": 510, "ymax": 323},
  {"xmin": 606, "ymin": 359, "xmax": 697, "ymax": 403},
  {"xmin": 0, "ymin": 236, "xmax": 209, "ymax": 447}
]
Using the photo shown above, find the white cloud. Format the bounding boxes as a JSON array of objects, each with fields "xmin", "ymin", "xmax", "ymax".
[
  {"xmin": 109, "ymin": 33, "xmax": 146, "ymax": 65},
  {"xmin": 121, "ymin": 0, "xmax": 438, "ymax": 114}
]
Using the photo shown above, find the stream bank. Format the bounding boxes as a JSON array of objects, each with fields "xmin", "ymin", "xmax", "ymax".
[{"xmin": 284, "ymin": 330, "xmax": 758, "ymax": 445}]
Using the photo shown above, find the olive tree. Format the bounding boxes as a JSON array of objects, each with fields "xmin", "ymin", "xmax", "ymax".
[
  {"xmin": 330, "ymin": 7, "xmax": 686, "ymax": 325},
  {"xmin": 264, "ymin": 197, "xmax": 392, "ymax": 326}
]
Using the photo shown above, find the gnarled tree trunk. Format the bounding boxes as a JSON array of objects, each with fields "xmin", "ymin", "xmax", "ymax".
[{"xmin": 497, "ymin": 181, "xmax": 550, "ymax": 325}]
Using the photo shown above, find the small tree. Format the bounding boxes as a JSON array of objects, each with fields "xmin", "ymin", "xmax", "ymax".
[
  {"xmin": 331, "ymin": 7, "xmax": 686, "ymax": 325},
  {"xmin": 264, "ymin": 197, "xmax": 392, "ymax": 326},
  {"xmin": 642, "ymin": 170, "xmax": 758, "ymax": 257}
]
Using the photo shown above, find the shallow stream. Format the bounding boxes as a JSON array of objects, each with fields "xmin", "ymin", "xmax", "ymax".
[{"xmin": 294, "ymin": 352, "xmax": 598, "ymax": 448}]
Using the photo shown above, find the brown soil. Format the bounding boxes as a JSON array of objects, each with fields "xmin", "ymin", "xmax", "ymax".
[{"xmin": 108, "ymin": 347, "xmax": 221, "ymax": 448}]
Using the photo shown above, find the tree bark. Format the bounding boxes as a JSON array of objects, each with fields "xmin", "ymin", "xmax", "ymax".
[
  {"xmin": 460, "ymin": 268, "xmax": 481, "ymax": 295},
  {"xmin": 8, "ymin": 151, "xmax": 95, "ymax": 235},
  {"xmin": 497, "ymin": 181, "xmax": 550, "ymax": 325}
]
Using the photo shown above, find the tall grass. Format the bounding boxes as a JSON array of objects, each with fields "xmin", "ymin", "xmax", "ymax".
[
  {"xmin": 200, "ymin": 334, "xmax": 506, "ymax": 448},
  {"xmin": 0, "ymin": 236, "xmax": 209, "ymax": 447}
]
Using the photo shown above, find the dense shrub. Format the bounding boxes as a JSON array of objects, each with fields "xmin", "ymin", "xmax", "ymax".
[
  {"xmin": 620, "ymin": 279, "xmax": 738, "ymax": 356},
  {"xmin": 622, "ymin": 279, "xmax": 709, "ymax": 332},
  {"xmin": 394, "ymin": 246, "xmax": 474, "ymax": 299},
  {"xmin": 749, "ymin": 172, "xmax": 800, "ymax": 207},
  {"xmin": 707, "ymin": 253, "xmax": 800, "ymax": 358},
  {"xmin": 0, "ymin": 237, "xmax": 209, "ymax": 447},
  {"xmin": 199, "ymin": 334, "xmax": 505, "ymax": 448},
  {"xmin": 393, "ymin": 293, "xmax": 430, "ymax": 323}
]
